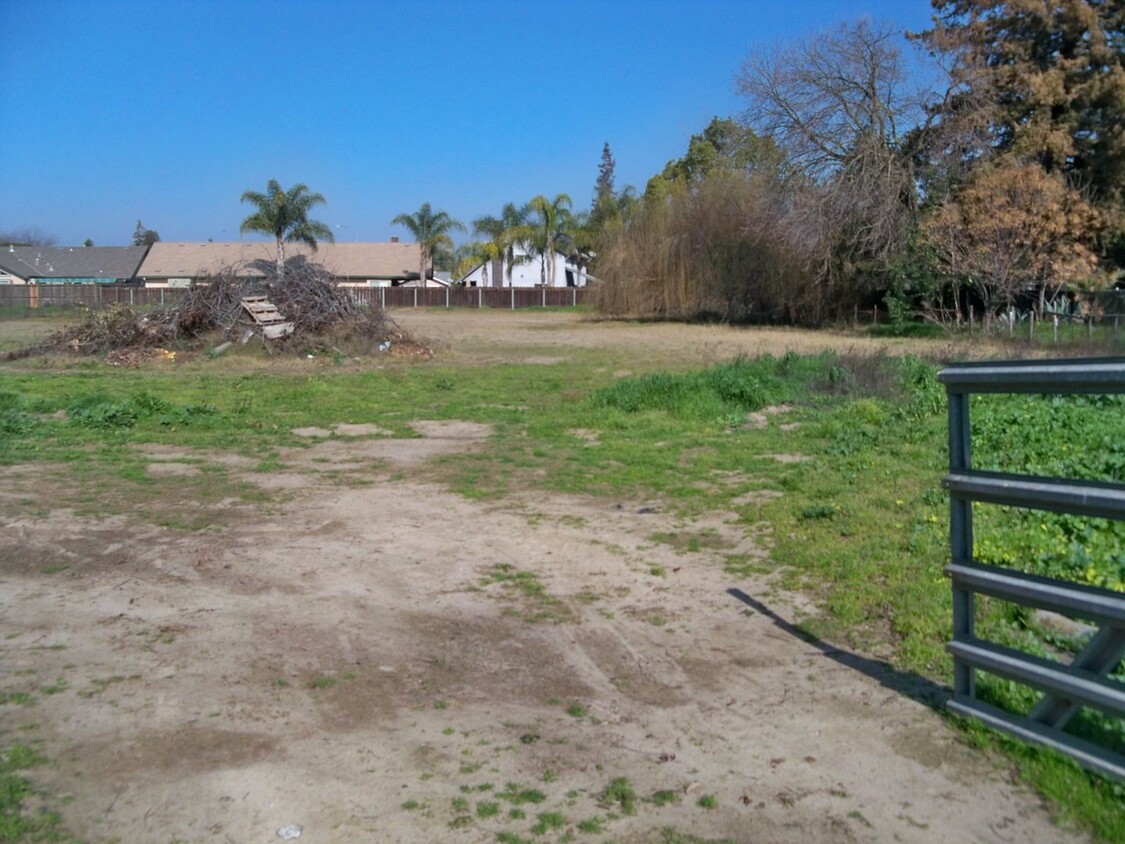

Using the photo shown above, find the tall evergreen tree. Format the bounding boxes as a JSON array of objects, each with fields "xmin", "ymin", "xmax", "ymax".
[
  {"xmin": 920, "ymin": 0, "xmax": 1124, "ymax": 257},
  {"xmin": 132, "ymin": 220, "xmax": 160, "ymax": 247},
  {"xmin": 594, "ymin": 142, "xmax": 616, "ymax": 209}
]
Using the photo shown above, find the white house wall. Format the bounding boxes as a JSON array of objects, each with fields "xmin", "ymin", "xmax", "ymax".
[{"xmin": 461, "ymin": 252, "xmax": 588, "ymax": 288}]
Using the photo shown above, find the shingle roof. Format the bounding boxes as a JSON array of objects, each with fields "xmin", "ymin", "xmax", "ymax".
[
  {"xmin": 0, "ymin": 245, "xmax": 149, "ymax": 280},
  {"xmin": 138, "ymin": 241, "xmax": 422, "ymax": 279}
]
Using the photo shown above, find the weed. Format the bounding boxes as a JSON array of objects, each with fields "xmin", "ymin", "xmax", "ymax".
[
  {"xmin": 651, "ymin": 789, "xmax": 681, "ymax": 806},
  {"xmin": 434, "ymin": 699, "xmax": 448, "ymax": 710},
  {"xmin": 0, "ymin": 742, "xmax": 73, "ymax": 840},
  {"xmin": 308, "ymin": 677, "xmax": 335, "ymax": 690},
  {"xmin": 477, "ymin": 801, "xmax": 500, "ymax": 818},
  {"xmin": 531, "ymin": 811, "xmax": 566, "ymax": 834},
  {"xmin": 41, "ymin": 679, "xmax": 68, "ymax": 696},
  {"xmin": 697, "ymin": 794, "xmax": 717, "ymax": 809},
  {"xmin": 0, "ymin": 691, "xmax": 37, "ymax": 707},
  {"xmin": 498, "ymin": 784, "xmax": 547, "ymax": 805},
  {"xmin": 600, "ymin": 776, "xmax": 637, "ymax": 815},
  {"xmin": 401, "ymin": 800, "xmax": 421, "ymax": 811},
  {"xmin": 577, "ymin": 816, "xmax": 605, "ymax": 834},
  {"xmin": 566, "ymin": 703, "xmax": 587, "ymax": 718}
]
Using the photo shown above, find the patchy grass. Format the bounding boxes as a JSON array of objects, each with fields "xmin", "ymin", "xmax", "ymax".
[
  {"xmin": 2, "ymin": 333, "xmax": 1121, "ymax": 840},
  {"xmin": 0, "ymin": 742, "xmax": 80, "ymax": 842}
]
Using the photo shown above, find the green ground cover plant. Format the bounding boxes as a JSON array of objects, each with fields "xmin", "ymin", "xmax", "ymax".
[
  {"xmin": 1, "ymin": 343, "xmax": 1121, "ymax": 840},
  {"xmin": 0, "ymin": 742, "xmax": 78, "ymax": 842}
]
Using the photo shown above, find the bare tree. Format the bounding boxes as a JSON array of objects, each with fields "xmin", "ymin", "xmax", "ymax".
[{"xmin": 737, "ymin": 20, "xmax": 931, "ymax": 296}]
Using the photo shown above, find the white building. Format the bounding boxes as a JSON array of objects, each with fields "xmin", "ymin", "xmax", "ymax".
[{"xmin": 459, "ymin": 246, "xmax": 591, "ymax": 288}]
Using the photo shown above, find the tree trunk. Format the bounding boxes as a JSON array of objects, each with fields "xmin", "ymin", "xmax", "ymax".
[{"xmin": 276, "ymin": 236, "xmax": 285, "ymax": 282}]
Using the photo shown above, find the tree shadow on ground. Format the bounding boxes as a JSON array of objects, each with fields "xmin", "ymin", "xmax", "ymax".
[{"xmin": 727, "ymin": 587, "xmax": 950, "ymax": 709}]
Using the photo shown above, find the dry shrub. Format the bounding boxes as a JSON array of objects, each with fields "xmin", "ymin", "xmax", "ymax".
[{"xmin": 593, "ymin": 174, "xmax": 823, "ymax": 325}]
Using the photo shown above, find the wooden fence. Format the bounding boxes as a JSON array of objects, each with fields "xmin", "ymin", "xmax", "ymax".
[{"xmin": 0, "ymin": 285, "xmax": 592, "ymax": 313}]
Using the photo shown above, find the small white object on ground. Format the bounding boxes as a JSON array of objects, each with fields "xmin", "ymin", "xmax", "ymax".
[{"xmin": 277, "ymin": 824, "xmax": 303, "ymax": 839}]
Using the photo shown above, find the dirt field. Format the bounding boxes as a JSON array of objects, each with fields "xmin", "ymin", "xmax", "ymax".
[{"xmin": 0, "ymin": 311, "xmax": 1084, "ymax": 843}]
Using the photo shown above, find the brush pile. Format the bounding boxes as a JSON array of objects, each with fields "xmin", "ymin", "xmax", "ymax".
[{"xmin": 4, "ymin": 257, "xmax": 430, "ymax": 362}]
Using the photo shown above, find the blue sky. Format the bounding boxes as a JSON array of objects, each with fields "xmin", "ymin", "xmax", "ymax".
[{"xmin": 0, "ymin": 0, "xmax": 938, "ymax": 247}]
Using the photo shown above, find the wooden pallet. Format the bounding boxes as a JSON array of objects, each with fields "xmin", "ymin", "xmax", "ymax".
[{"xmin": 240, "ymin": 295, "xmax": 293, "ymax": 339}]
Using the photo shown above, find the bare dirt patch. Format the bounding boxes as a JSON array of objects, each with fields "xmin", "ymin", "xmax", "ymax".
[
  {"xmin": 0, "ymin": 314, "xmax": 1081, "ymax": 843},
  {"xmin": 391, "ymin": 309, "xmax": 946, "ymax": 369}
]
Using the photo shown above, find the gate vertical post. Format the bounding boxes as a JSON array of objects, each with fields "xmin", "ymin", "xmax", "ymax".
[{"xmin": 948, "ymin": 389, "xmax": 975, "ymax": 698}]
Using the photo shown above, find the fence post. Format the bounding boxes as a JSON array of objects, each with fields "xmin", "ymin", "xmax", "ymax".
[
  {"xmin": 1053, "ymin": 314, "xmax": 1059, "ymax": 344},
  {"xmin": 478, "ymin": 287, "xmax": 482, "ymax": 309},
  {"xmin": 1029, "ymin": 312, "xmax": 1035, "ymax": 341},
  {"xmin": 573, "ymin": 288, "xmax": 577, "ymax": 307},
  {"xmin": 1088, "ymin": 317, "xmax": 1094, "ymax": 341},
  {"xmin": 542, "ymin": 287, "xmax": 546, "ymax": 308},
  {"xmin": 511, "ymin": 287, "xmax": 515, "ymax": 310},
  {"xmin": 446, "ymin": 286, "xmax": 449, "ymax": 309},
  {"xmin": 969, "ymin": 305, "xmax": 974, "ymax": 336}
]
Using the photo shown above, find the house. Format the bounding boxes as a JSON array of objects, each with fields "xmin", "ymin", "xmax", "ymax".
[
  {"xmin": 0, "ymin": 245, "xmax": 149, "ymax": 285},
  {"xmin": 136, "ymin": 241, "xmax": 423, "ymax": 288},
  {"xmin": 459, "ymin": 245, "xmax": 592, "ymax": 288}
]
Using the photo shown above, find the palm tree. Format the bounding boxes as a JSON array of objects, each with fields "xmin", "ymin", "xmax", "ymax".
[
  {"xmin": 528, "ymin": 194, "xmax": 572, "ymax": 287},
  {"xmin": 471, "ymin": 214, "xmax": 507, "ymax": 288},
  {"xmin": 564, "ymin": 209, "xmax": 598, "ymax": 287},
  {"xmin": 239, "ymin": 180, "xmax": 334, "ymax": 281},
  {"xmin": 498, "ymin": 202, "xmax": 532, "ymax": 286},
  {"xmin": 456, "ymin": 241, "xmax": 502, "ymax": 286},
  {"xmin": 392, "ymin": 203, "xmax": 465, "ymax": 284}
]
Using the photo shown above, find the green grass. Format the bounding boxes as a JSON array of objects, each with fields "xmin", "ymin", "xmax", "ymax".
[
  {"xmin": 599, "ymin": 776, "xmax": 637, "ymax": 815},
  {"xmin": 0, "ymin": 743, "xmax": 79, "ymax": 842}
]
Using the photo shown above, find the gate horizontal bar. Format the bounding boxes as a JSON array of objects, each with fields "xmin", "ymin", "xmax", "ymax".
[
  {"xmin": 948, "ymin": 697, "xmax": 1125, "ymax": 782},
  {"xmin": 943, "ymin": 471, "xmax": 1125, "ymax": 520},
  {"xmin": 947, "ymin": 638, "xmax": 1125, "ymax": 716},
  {"xmin": 938, "ymin": 359, "xmax": 1125, "ymax": 394},
  {"xmin": 946, "ymin": 560, "xmax": 1125, "ymax": 627}
]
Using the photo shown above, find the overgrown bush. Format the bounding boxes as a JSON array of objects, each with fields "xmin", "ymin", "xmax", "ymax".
[{"xmin": 592, "ymin": 174, "xmax": 822, "ymax": 324}]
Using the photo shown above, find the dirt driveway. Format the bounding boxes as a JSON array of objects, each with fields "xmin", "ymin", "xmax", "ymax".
[{"xmin": 0, "ymin": 313, "xmax": 1080, "ymax": 843}]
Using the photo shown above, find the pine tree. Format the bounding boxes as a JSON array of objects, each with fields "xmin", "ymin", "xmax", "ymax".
[{"xmin": 594, "ymin": 142, "xmax": 616, "ymax": 209}]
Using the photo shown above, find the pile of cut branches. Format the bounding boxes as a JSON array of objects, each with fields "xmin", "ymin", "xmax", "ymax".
[{"xmin": 4, "ymin": 257, "xmax": 429, "ymax": 362}]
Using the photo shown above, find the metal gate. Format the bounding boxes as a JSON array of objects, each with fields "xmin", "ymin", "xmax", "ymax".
[{"xmin": 938, "ymin": 358, "xmax": 1125, "ymax": 781}]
